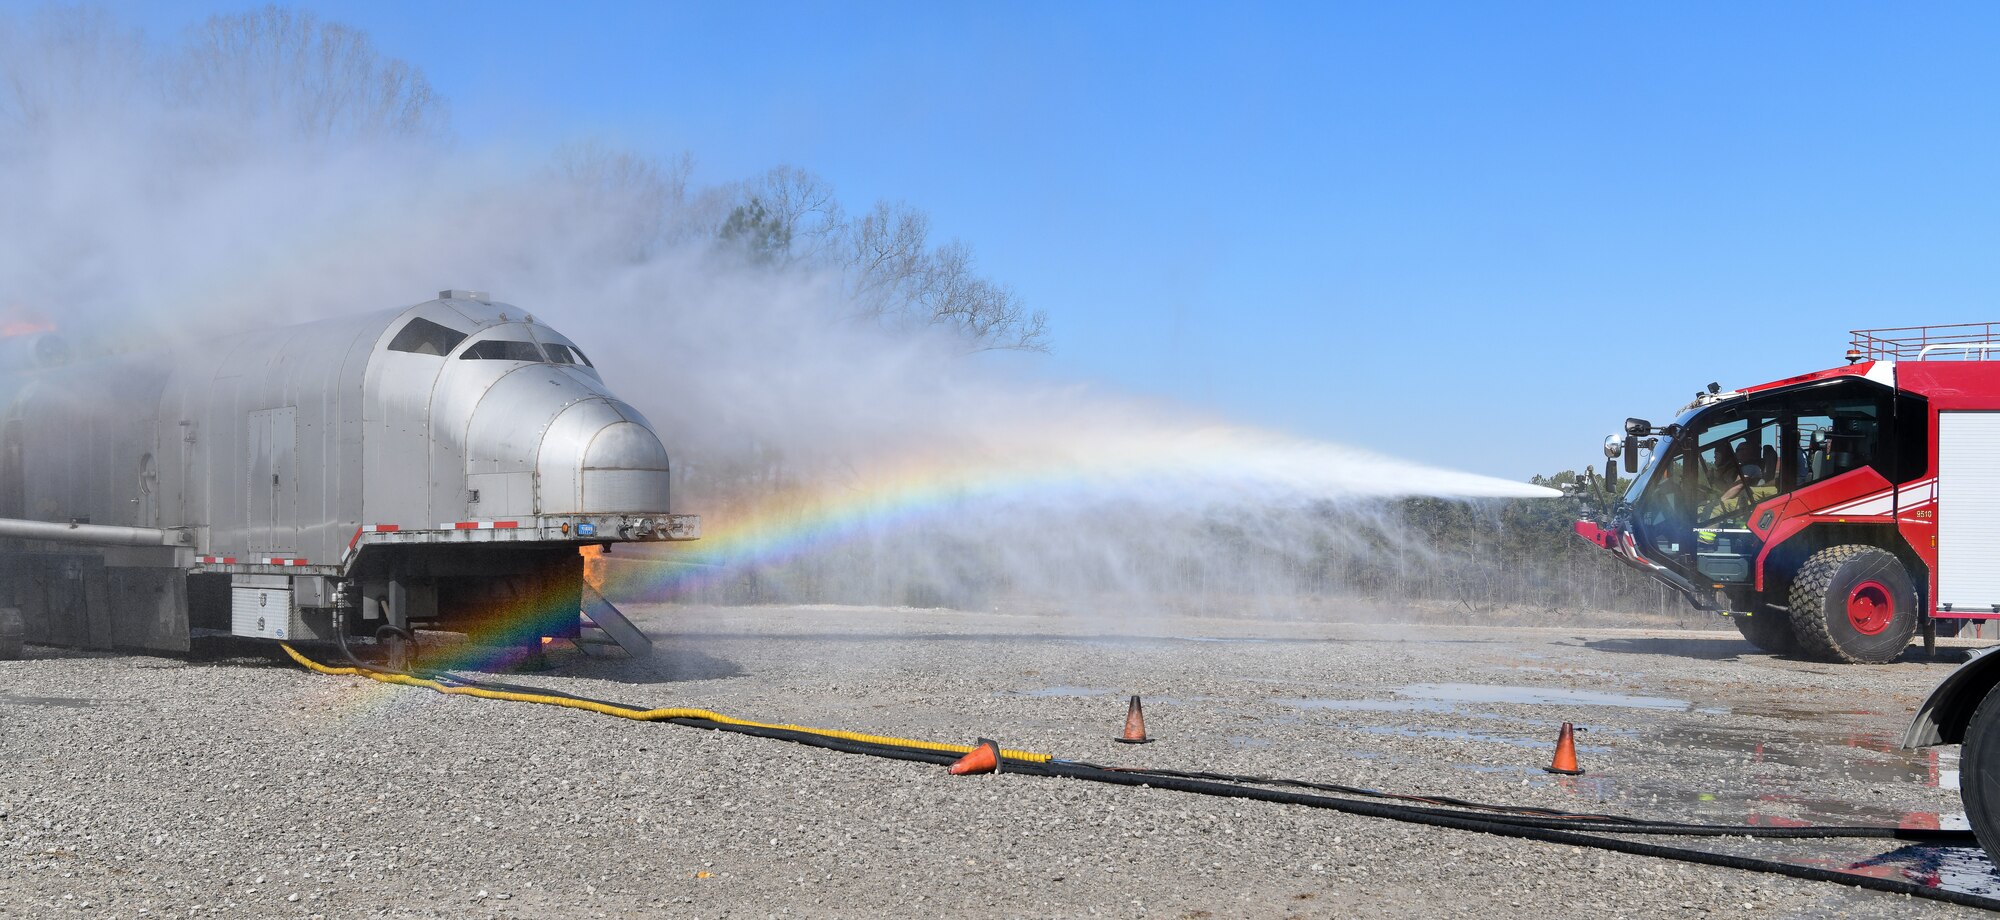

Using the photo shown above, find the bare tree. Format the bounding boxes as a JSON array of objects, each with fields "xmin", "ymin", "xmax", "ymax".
[
  {"xmin": 917, "ymin": 240, "xmax": 1048, "ymax": 351},
  {"xmin": 552, "ymin": 142, "xmax": 692, "ymax": 262},
  {"xmin": 720, "ymin": 166, "xmax": 841, "ymax": 266},
  {"xmin": 826, "ymin": 200, "xmax": 1047, "ymax": 351},
  {"xmin": 841, "ymin": 201, "xmax": 931, "ymax": 315},
  {"xmin": 174, "ymin": 6, "xmax": 444, "ymax": 139},
  {"xmin": 0, "ymin": 7, "xmax": 149, "ymax": 135}
]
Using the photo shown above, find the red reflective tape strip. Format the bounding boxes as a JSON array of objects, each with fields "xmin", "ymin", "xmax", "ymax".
[
  {"xmin": 259, "ymin": 558, "xmax": 309, "ymax": 566},
  {"xmin": 492, "ymin": 521, "xmax": 520, "ymax": 529},
  {"xmin": 448, "ymin": 521, "xmax": 520, "ymax": 530},
  {"xmin": 453, "ymin": 521, "xmax": 479, "ymax": 530},
  {"xmin": 198, "ymin": 556, "xmax": 236, "ymax": 564},
  {"xmin": 351, "ymin": 524, "xmax": 400, "ymax": 550}
]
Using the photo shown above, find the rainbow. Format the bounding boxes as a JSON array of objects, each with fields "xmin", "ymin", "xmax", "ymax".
[{"xmin": 408, "ymin": 426, "xmax": 1554, "ymax": 672}]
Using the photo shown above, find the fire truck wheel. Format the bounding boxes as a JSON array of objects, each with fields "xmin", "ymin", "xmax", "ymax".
[
  {"xmin": 1730, "ymin": 611, "xmax": 1799, "ymax": 655},
  {"xmin": 0, "ymin": 606, "xmax": 21, "ymax": 660},
  {"xmin": 1788, "ymin": 544, "xmax": 1918, "ymax": 664},
  {"xmin": 1960, "ymin": 680, "xmax": 2000, "ymax": 867}
]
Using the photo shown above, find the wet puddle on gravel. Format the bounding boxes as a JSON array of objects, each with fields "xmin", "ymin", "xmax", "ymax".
[
  {"xmin": 1344, "ymin": 723, "xmax": 1612, "ymax": 752},
  {"xmin": 1397, "ymin": 682, "xmax": 1725, "ymax": 713},
  {"xmin": 1003, "ymin": 686, "xmax": 1117, "ymax": 698},
  {"xmin": 1838, "ymin": 842, "xmax": 2000, "ymax": 899},
  {"xmin": 1504, "ymin": 665, "xmax": 1624, "ymax": 679},
  {"xmin": 1662, "ymin": 723, "xmax": 1945, "ymax": 788},
  {"xmin": 1288, "ymin": 697, "xmax": 1458, "ymax": 713}
]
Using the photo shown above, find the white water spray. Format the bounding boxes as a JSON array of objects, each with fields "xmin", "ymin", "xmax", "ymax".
[{"xmin": 0, "ymin": 7, "xmax": 1557, "ymax": 615}]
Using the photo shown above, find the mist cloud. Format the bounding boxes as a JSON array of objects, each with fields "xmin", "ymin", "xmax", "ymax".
[{"xmin": 0, "ymin": 6, "xmax": 1556, "ymax": 615}]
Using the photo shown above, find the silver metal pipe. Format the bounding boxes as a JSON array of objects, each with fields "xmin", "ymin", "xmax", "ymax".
[{"xmin": 0, "ymin": 518, "xmax": 184, "ymax": 547}]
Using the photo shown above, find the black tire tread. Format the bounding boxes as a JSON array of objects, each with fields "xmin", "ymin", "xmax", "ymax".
[
  {"xmin": 1787, "ymin": 544, "xmax": 1913, "ymax": 664},
  {"xmin": 1961, "ymin": 681, "xmax": 2000, "ymax": 867}
]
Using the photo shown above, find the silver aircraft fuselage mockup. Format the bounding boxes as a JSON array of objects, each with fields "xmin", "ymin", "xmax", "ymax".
[{"xmin": 0, "ymin": 290, "xmax": 697, "ymax": 655}]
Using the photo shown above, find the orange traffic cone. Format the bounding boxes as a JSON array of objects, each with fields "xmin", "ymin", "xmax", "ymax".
[
  {"xmin": 948, "ymin": 738, "xmax": 1002, "ymax": 775},
  {"xmin": 1543, "ymin": 722, "xmax": 1585, "ymax": 775},
  {"xmin": 1114, "ymin": 695, "xmax": 1154, "ymax": 744}
]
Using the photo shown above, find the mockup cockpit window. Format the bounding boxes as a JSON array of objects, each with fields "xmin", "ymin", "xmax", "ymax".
[
  {"xmin": 387, "ymin": 317, "xmax": 469, "ymax": 356},
  {"xmin": 459, "ymin": 340, "xmax": 544, "ymax": 362},
  {"xmin": 543, "ymin": 343, "xmax": 594, "ymax": 367}
]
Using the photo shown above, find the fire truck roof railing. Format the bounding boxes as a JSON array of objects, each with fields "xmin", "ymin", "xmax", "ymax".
[{"xmin": 1850, "ymin": 323, "xmax": 2000, "ymax": 361}]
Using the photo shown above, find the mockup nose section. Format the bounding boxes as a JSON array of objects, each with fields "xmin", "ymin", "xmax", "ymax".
[
  {"xmin": 580, "ymin": 421, "xmax": 672, "ymax": 510},
  {"xmin": 537, "ymin": 400, "xmax": 672, "ymax": 514}
]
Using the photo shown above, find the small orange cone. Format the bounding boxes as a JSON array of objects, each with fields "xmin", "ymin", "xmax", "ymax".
[
  {"xmin": 948, "ymin": 738, "xmax": 1002, "ymax": 775},
  {"xmin": 1543, "ymin": 721, "xmax": 1585, "ymax": 775},
  {"xmin": 1115, "ymin": 695, "xmax": 1154, "ymax": 744}
]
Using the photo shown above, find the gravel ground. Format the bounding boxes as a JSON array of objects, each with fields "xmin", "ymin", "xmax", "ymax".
[{"xmin": 2, "ymin": 604, "xmax": 1996, "ymax": 919}]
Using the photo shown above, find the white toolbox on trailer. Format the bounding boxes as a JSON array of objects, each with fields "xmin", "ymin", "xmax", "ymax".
[{"xmin": 230, "ymin": 574, "xmax": 296, "ymax": 639}]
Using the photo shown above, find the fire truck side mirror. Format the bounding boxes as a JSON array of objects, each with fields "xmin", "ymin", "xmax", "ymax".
[
  {"xmin": 1624, "ymin": 418, "xmax": 1651, "ymax": 436},
  {"xmin": 1605, "ymin": 459, "xmax": 1617, "ymax": 487},
  {"xmin": 1623, "ymin": 435, "xmax": 1640, "ymax": 474}
]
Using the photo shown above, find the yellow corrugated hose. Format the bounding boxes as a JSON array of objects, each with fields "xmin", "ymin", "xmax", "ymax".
[{"xmin": 279, "ymin": 644, "xmax": 1053, "ymax": 764}]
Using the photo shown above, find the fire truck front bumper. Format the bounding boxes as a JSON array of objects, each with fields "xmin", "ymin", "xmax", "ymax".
[{"xmin": 1572, "ymin": 518, "xmax": 1719, "ymax": 611}]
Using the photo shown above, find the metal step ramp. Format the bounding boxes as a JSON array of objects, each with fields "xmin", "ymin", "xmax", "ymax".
[{"xmin": 579, "ymin": 585, "xmax": 653, "ymax": 658}]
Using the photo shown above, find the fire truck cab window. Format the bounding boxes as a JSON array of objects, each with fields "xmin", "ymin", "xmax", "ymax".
[
  {"xmin": 386, "ymin": 317, "xmax": 469, "ymax": 356},
  {"xmin": 1789, "ymin": 386, "xmax": 1928, "ymax": 489},
  {"xmin": 1687, "ymin": 414, "xmax": 1783, "ymax": 528},
  {"xmin": 459, "ymin": 340, "xmax": 545, "ymax": 362}
]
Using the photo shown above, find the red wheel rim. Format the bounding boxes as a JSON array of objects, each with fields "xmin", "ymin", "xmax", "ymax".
[{"xmin": 1847, "ymin": 580, "xmax": 1894, "ymax": 636}]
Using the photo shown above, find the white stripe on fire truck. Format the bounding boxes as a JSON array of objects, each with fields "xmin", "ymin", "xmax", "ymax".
[
  {"xmin": 1820, "ymin": 478, "xmax": 1938, "ymax": 516},
  {"xmin": 443, "ymin": 520, "xmax": 521, "ymax": 530}
]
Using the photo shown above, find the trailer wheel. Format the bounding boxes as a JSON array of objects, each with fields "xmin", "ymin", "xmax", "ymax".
[
  {"xmin": 0, "ymin": 607, "xmax": 21, "ymax": 660},
  {"xmin": 1959, "ymin": 680, "xmax": 2000, "ymax": 867},
  {"xmin": 1787, "ymin": 544, "xmax": 1918, "ymax": 664},
  {"xmin": 1731, "ymin": 611, "xmax": 1799, "ymax": 655}
]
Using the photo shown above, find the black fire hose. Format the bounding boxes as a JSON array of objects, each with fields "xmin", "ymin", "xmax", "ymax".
[
  {"xmin": 1100, "ymin": 766, "xmax": 1974, "ymax": 841},
  {"xmin": 1011, "ymin": 759, "xmax": 2000, "ymax": 912},
  {"xmin": 644, "ymin": 715, "xmax": 2000, "ymax": 909}
]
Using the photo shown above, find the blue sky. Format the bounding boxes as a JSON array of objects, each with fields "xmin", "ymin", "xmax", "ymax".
[{"xmin": 92, "ymin": 1, "xmax": 2000, "ymax": 479}]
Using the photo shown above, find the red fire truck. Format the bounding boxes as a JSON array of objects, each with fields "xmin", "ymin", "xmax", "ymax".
[{"xmin": 1575, "ymin": 323, "xmax": 2000, "ymax": 664}]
